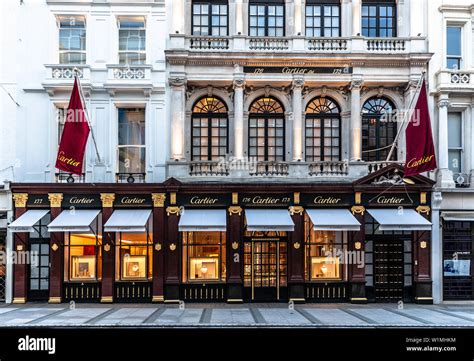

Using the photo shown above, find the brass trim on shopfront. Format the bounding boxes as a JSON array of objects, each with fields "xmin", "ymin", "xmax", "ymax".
[
  {"xmin": 100, "ymin": 193, "xmax": 115, "ymax": 208},
  {"xmin": 48, "ymin": 297, "xmax": 61, "ymax": 304},
  {"xmin": 101, "ymin": 296, "xmax": 113, "ymax": 303},
  {"xmin": 152, "ymin": 193, "xmax": 166, "ymax": 207},
  {"xmin": 228, "ymin": 206, "xmax": 242, "ymax": 216},
  {"xmin": 12, "ymin": 297, "xmax": 26, "ymax": 304},
  {"xmin": 152, "ymin": 295, "xmax": 164, "ymax": 302},
  {"xmin": 48, "ymin": 193, "xmax": 63, "ymax": 208},
  {"xmin": 351, "ymin": 205, "xmax": 365, "ymax": 215}
]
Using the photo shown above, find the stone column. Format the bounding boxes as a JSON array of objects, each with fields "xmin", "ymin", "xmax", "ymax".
[
  {"xmin": 352, "ymin": 0, "xmax": 361, "ymax": 36},
  {"xmin": 172, "ymin": 0, "xmax": 185, "ymax": 34},
  {"xmin": 293, "ymin": 0, "xmax": 303, "ymax": 35},
  {"xmin": 437, "ymin": 96, "xmax": 455, "ymax": 188},
  {"xmin": 48, "ymin": 193, "xmax": 63, "ymax": 304},
  {"xmin": 12, "ymin": 194, "xmax": 28, "ymax": 304},
  {"xmin": 100, "ymin": 193, "xmax": 115, "ymax": 303},
  {"xmin": 292, "ymin": 76, "xmax": 304, "ymax": 161},
  {"xmin": 169, "ymin": 74, "xmax": 186, "ymax": 160},
  {"xmin": 350, "ymin": 79, "xmax": 363, "ymax": 161},
  {"xmin": 233, "ymin": 72, "xmax": 245, "ymax": 159}
]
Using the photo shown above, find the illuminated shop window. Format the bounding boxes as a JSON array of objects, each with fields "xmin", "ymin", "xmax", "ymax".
[
  {"xmin": 182, "ymin": 232, "xmax": 226, "ymax": 282},
  {"xmin": 304, "ymin": 214, "xmax": 344, "ymax": 280},
  {"xmin": 65, "ymin": 233, "xmax": 101, "ymax": 281},
  {"xmin": 116, "ymin": 232, "xmax": 153, "ymax": 280}
]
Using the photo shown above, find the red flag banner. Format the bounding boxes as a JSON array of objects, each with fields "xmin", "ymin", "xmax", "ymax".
[
  {"xmin": 55, "ymin": 78, "xmax": 90, "ymax": 175},
  {"xmin": 404, "ymin": 80, "xmax": 437, "ymax": 177}
]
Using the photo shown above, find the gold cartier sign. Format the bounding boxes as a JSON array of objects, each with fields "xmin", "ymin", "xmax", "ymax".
[
  {"xmin": 62, "ymin": 195, "xmax": 101, "ymax": 208},
  {"xmin": 241, "ymin": 194, "xmax": 292, "ymax": 207},
  {"xmin": 114, "ymin": 195, "xmax": 152, "ymax": 207},
  {"xmin": 189, "ymin": 196, "xmax": 219, "ymax": 205},
  {"xmin": 313, "ymin": 196, "xmax": 342, "ymax": 205},
  {"xmin": 376, "ymin": 196, "xmax": 405, "ymax": 204},
  {"xmin": 363, "ymin": 193, "xmax": 417, "ymax": 206}
]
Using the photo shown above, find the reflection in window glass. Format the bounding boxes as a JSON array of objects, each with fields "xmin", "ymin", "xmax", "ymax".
[
  {"xmin": 249, "ymin": 3, "xmax": 284, "ymax": 37},
  {"xmin": 118, "ymin": 17, "xmax": 146, "ymax": 64},
  {"xmin": 447, "ymin": 26, "xmax": 461, "ymax": 69},
  {"xmin": 58, "ymin": 16, "xmax": 86, "ymax": 64},
  {"xmin": 361, "ymin": 2, "xmax": 396, "ymax": 37},
  {"xmin": 448, "ymin": 112, "xmax": 463, "ymax": 174},
  {"xmin": 66, "ymin": 234, "xmax": 101, "ymax": 281},
  {"xmin": 192, "ymin": 2, "xmax": 228, "ymax": 36},
  {"xmin": 118, "ymin": 108, "xmax": 145, "ymax": 174},
  {"xmin": 305, "ymin": 5, "xmax": 340, "ymax": 37}
]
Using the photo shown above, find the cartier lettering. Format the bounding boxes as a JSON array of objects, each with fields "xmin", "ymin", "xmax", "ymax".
[
  {"xmin": 313, "ymin": 196, "xmax": 341, "ymax": 205},
  {"xmin": 376, "ymin": 196, "xmax": 404, "ymax": 204},
  {"xmin": 120, "ymin": 197, "xmax": 146, "ymax": 205},
  {"xmin": 68, "ymin": 196, "xmax": 94, "ymax": 205},
  {"xmin": 406, "ymin": 155, "xmax": 435, "ymax": 168},
  {"xmin": 190, "ymin": 196, "xmax": 219, "ymax": 205}
]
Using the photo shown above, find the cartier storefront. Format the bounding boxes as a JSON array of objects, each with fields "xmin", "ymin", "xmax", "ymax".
[{"xmin": 8, "ymin": 166, "xmax": 434, "ymax": 304}]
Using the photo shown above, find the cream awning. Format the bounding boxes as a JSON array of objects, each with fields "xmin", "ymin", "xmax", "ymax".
[
  {"xmin": 306, "ymin": 209, "xmax": 361, "ymax": 231},
  {"xmin": 245, "ymin": 209, "xmax": 295, "ymax": 232},
  {"xmin": 367, "ymin": 209, "xmax": 431, "ymax": 231},
  {"xmin": 178, "ymin": 209, "xmax": 227, "ymax": 232},
  {"xmin": 8, "ymin": 210, "xmax": 50, "ymax": 233},
  {"xmin": 48, "ymin": 209, "xmax": 100, "ymax": 233},
  {"xmin": 104, "ymin": 209, "xmax": 152, "ymax": 233}
]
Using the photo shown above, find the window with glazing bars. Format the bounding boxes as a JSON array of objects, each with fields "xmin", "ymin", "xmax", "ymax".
[
  {"xmin": 248, "ymin": 97, "xmax": 285, "ymax": 161},
  {"xmin": 58, "ymin": 16, "xmax": 86, "ymax": 64},
  {"xmin": 192, "ymin": 97, "xmax": 228, "ymax": 161},
  {"xmin": 361, "ymin": 97, "xmax": 396, "ymax": 162},
  {"xmin": 249, "ymin": 2, "xmax": 285, "ymax": 36},
  {"xmin": 305, "ymin": 3, "xmax": 340, "ymax": 37},
  {"xmin": 305, "ymin": 97, "xmax": 341, "ymax": 162},
  {"xmin": 192, "ymin": 1, "xmax": 228, "ymax": 36},
  {"xmin": 447, "ymin": 26, "xmax": 462, "ymax": 69},
  {"xmin": 118, "ymin": 17, "xmax": 146, "ymax": 64},
  {"xmin": 361, "ymin": 1, "xmax": 396, "ymax": 37},
  {"xmin": 118, "ymin": 108, "xmax": 146, "ymax": 174}
]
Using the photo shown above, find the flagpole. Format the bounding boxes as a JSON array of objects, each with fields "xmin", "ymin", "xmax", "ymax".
[
  {"xmin": 73, "ymin": 68, "xmax": 102, "ymax": 164},
  {"xmin": 385, "ymin": 72, "xmax": 425, "ymax": 162}
]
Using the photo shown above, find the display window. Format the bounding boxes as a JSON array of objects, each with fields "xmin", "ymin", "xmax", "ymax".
[
  {"xmin": 182, "ymin": 232, "xmax": 226, "ymax": 282},
  {"xmin": 65, "ymin": 233, "xmax": 102, "ymax": 281},
  {"xmin": 116, "ymin": 232, "xmax": 153, "ymax": 280}
]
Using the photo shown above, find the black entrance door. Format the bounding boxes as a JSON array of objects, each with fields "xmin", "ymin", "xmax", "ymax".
[
  {"xmin": 374, "ymin": 239, "xmax": 404, "ymax": 302},
  {"xmin": 28, "ymin": 241, "xmax": 50, "ymax": 301},
  {"xmin": 244, "ymin": 240, "xmax": 287, "ymax": 302}
]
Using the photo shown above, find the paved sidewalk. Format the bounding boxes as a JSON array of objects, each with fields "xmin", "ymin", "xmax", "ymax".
[{"xmin": 1, "ymin": 303, "xmax": 474, "ymax": 328}]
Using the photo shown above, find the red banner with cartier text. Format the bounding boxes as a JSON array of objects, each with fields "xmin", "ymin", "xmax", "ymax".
[
  {"xmin": 55, "ymin": 78, "xmax": 90, "ymax": 175},
  {"xmin": 404, "ymin": 80, "xmax": 437, "ymax": 177}
]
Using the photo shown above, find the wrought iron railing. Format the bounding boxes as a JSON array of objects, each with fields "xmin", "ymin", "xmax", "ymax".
[
  {"xmin": 305, "ymin": 282, "xmax": 348, "ymax": 302},
  {"xmin": 116, "ymin": 173, "xmax": 146, "ymax": 183},
  {"xmin": 55, "ymin": 172, "xmax": 86, "ymax": 183},
  {"xmin": 180, "ymin": 283, "xmax": 226, "ymax": 302},
  {"xmin": 63, "ymin": 282, "xmax": 101, "ymax": 303},
  {"xmin": 114, "ymin": 281, "xmax": 152, "ymax": 303}
]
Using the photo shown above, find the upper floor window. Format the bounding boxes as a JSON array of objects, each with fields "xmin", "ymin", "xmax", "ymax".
[
  {"xmin": 448, "ymin": 112, "xmax": 463, "ymax": 174},
  {"xmin": 249, "ymin": 97, "xmax": 285, "ymax": 161},
  {"xmin": 58, "ymin": 16, "xmax": 86, "ymax": 64},
  {"xmin": 447, "ymin": 26, "xmax": 462, "ymax": 69},
  {"xmin": 249, "ymin": 2, "xmax": 285, "ymax": 37},
  {"xmin": 192, "ymin": 1, "xmax": 228, "ymax": 36},
  {"xmin": 118, "ymin": 108, "xmax": 146, "ymax": 177},
  {"xmin": 118, "ymin": 17, "xmax": 146, "ymax": 65},
  {"xmin": 362, "ymin": 1, "xmax": 396, "ymax": 37},
  {"xmin": 191, "ymin": 97, "xmax": 229, "ymax": 161},
  {"xmin": 305, "ymin": 2, "xmax": 340, "ymax": 37},
  {"xmin": 362, "ymin": 97, "xmax": 396, "ymax": 162},
  {"xmin": 305, "ymin": 97, "xmax": 341, "ymax": 162}
]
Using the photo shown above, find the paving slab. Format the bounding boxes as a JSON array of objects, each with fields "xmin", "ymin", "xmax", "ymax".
[
  {"xmin": 348, "ymin": 308, "xmax": 423, "ymax": 325},
  {"xmin": 258, "ymin": 308, "xmax": 311, "ymax": 325},
  {"xmin": 397, "ymin": 309, "xmax": 474, "ymax": 325},
  {"xmin": 301, "ymin": 308, "xmax": 368, "ymax": 326},
  {"xmin": 35, "ymin": 308, "xmax": 111, "ymax": 325},
  {"xmin": 153, "ymin": 308, "xmax": 203, "ymax": 324},
  {"xmin": 0, "ymin": 308, "xmax": 63, "ymax": 325},
  {"xmin": 95, "ymin": 308, "xmax": 157, "ymax": 325},
  {"xmin": 211, "ymin": 308, "xmax": 255, "ymax": 324}
]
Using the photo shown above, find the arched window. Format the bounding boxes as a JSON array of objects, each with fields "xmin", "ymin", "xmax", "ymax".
[
  {"xmin": 248, "ymin": 97, "xmax": 285, "ymax": 161},
  {"xmin": 362, "ymin": 97, "xmax": 396, "ymax": 161},
  {"xmin": 191, "ymin": 96, "xmax": 228, "ymax": 161},
  {"xmin": 305, "ymin": 97, "xmax": 341, "ymax": 162}
]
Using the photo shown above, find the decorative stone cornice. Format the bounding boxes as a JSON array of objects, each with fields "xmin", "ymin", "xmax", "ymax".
[
  {"xmin": 100, "ymin": 193, "xmax": 115, "ymax": 208},
  {"xmin": 12, "ymin": 193, "xmax": 28, "ymax": 208},
  {"xmin": 152, "ymin": 193, "xmax": 166, "ymax": 208},
  {"xmin": 48, "ymin": 193, "xmax": 63, "ymax": 208}
]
